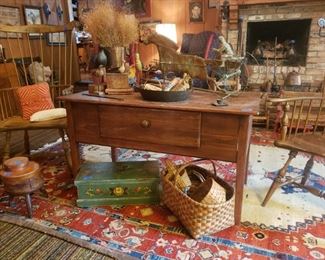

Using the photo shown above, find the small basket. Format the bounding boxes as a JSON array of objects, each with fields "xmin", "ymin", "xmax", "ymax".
[
  {"xmin": 161, "ymin": 159, "xmax": 234, "ymax": 239},
  {"xmin": 190, "ymin": 177, "xmax": 226, "ymax": 205}
]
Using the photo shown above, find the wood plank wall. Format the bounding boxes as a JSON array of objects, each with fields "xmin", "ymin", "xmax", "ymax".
[
  {"xmin": 139, "ymin": 0, "xmax": 219, "ymax": 65},
  {"xmin": 0, "ymin": 0, "xmax": 67, "ymax": 57},
  {"xmin": 77, "ymin": 0, "xmax": 219, "ymax": 66},
  {"xmin": 0, "ymin": 0, "xmax": 80, "ymax": 83},
  {"xmin": 0, "ymin": 0, "xmax": 66, "ymax": 25}
]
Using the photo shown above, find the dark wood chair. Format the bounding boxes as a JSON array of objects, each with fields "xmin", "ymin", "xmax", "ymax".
[
  {"xmin": 262, "ymin": 96, "xmax": 325, "ymax": 206},
  {"xmin": 0, "ymin": 23, "xmax": 76, "ymax": 167}
]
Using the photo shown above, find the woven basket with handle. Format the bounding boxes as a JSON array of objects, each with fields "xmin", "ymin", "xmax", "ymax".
[{"xmin": 161, "ymin": 159, "xmax": 234, "ymax": 239}]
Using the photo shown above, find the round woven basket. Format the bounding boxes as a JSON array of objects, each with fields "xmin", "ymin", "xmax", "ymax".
[{"xmin": 162, "ymin": 159, "xmax": 234, "ymax": 239}]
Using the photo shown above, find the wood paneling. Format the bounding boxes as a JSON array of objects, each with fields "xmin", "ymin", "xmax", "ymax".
[
  {"xmin": 0, "ymin": 0, "xmax": 67, "ymax": 25},
  {"xmin": 77, "ymin": 0, "xmax": 218, "ymax": 66},
  {"xmin": 139, "ymin": 0, "xmax": 218, "ymax": 65},
  {"xmin": 0, "ymin": 0, "xmax": 80, "ymax": 83}
]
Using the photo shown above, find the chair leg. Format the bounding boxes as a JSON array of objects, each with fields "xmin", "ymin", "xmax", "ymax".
[
  {"xmin": 262, "ymin": 150, "xmax": 298, "ymax": 206},
  {"xmin": 24, "ymin": 130, "xmax": 30, "ymax": 156},
  {"xmin": 301, "ymin": 155, "xmax": 314, "ymax": 185},
  {"xmin": 3, "ymin": 131, "xmax": 11, "ymax": 163},
  {"xmin": 8, "ymin": 194, "xmax": 14, "ymax": 208},
  {"xmin": 25, "ymin": 193, "xmax": 33, "ymax": 218},
  {"xmin": 59, "ymin": 129, "xmax": 72, "ymax": 172}
]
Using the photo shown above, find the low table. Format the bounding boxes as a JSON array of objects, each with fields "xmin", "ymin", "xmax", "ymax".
[{"xmin": 59, "ymin": 90, "xmax": 260, "ymax": 225}]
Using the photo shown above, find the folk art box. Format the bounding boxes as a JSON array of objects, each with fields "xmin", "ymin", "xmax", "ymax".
[{"xmin": 74, "ymin": 161, "xmax": 161, "ymax": 207}]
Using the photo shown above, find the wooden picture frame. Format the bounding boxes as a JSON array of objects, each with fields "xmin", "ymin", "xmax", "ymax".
[
  {"xmin": 121, "ymin": 0, "xmax": 151, "ymax": 17},
  {"xmin": 189, "ymin": 0, "xmax": 204, "ymax": 23},
  {"xmin": 0, "ymin": 5, "xmax": 21, "ymax": 38},
  {"xmin": 47, "ymin": 32, "xmax": 66, "ymax": 46},
  {"xmin": 208, "ymin": 0, "xmax": 217, "ymax": 8},
  {"xmin": 23, "ymin": 5, "xmax": 43, "ymax": 38}
]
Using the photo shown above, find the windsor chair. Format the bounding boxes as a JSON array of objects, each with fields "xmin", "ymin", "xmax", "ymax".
[
  {"xmin": 0, "ymin": 22, "xmax": 76, "ymax": 168},
  {"xmin": 262, "ymin": 96, "xmax": 325, "ymax": 206}
]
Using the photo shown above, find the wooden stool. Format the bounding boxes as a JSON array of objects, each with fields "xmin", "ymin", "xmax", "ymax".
[{"xmin": 0, "ymin": 157, "xmax": 44, "ymax": 218}]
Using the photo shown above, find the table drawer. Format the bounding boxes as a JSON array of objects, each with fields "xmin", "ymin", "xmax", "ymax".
[{"xmin": 99, "ymin": 106, "xmax": 201, "ymax": 148}]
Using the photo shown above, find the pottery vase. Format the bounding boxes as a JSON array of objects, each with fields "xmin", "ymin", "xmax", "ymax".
[{"xmin": 96, "ymin": 47, "xmax": 108, "ymax": 67}]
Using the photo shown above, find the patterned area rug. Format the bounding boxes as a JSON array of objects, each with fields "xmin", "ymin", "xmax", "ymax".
[{"xmin": 0, "ymin": 129, "xmax": 324, "ymax": 260}]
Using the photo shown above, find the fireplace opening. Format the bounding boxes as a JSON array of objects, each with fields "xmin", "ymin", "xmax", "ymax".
[{"xmin": 246, "ymin": 19, "xmax": 311, "ymax": 66}]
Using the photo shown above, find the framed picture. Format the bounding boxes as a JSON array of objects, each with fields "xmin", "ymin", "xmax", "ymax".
[
  {"xmin": 0, "ymin": 5, "xmax": 21, "ymax": 38},
  {"xmin": 139, "ymin": 20, "xmax": 161, "ymax": 42},
  {"xmin": 23, "ymin": 5, "xmax": 43, "ymax": 37},
  {"xmin": 208, "ymin": 0, "xmax": 217, "ymax": 8},
  {"xmin": 47, "ymin": 32, "xmax": 66, "ymax": 45},
  {"xmin": 121, "ymin": 0, "xmax": 151, "ymax": 17},
  {"xmin": 189, "ymin": 0, "xmax": 204, "ymax": 23},
  {"xmin": 23, "ymin": 5, "xmax": 42, "ymax": 25}
]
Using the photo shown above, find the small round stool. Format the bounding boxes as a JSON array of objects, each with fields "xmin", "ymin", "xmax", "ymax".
[{"xmin": 0, "ymin": 157, "xmax": 44, "ymax": 218}]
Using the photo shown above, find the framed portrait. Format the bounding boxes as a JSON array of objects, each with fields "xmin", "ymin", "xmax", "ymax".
[
  {"xmin": 139, "ymin": 20, "xmax": 161, "ymax": 42},
  {"xmin": 0, "ymin": 5, "xmax": 21, "ymax": 38},
  {"xmin": 120, "ymin": 0, "xmax": 151, "ymax": 17},
  {"xmin": 208, "ymin": 0, "xmax": 217, "ymax": 8},
  {"xmin": 23, "ymin": 5, "xmax": 43, "ymax": 37},
  {"xmin": 189, "ymin": 0, "xmax": 204, "ymax": 23},
  {"xmin": 47, "ymin": 32, "xmax": 66, "ymax": 45}
]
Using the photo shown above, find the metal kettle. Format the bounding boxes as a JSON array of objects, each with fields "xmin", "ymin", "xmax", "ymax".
[{"xmin": 283, "ymin": 68, "xmax": 301, "ymax": 86}]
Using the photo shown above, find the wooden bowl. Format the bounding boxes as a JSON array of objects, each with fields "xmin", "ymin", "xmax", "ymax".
[{"xmin": 136, "ymin": 86, "xmax": 192, "ymax": 102}]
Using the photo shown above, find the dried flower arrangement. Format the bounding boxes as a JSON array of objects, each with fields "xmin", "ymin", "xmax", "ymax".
[{"xmin": 82, "ymin": 3, "xmax": 139, "ymax": 48}]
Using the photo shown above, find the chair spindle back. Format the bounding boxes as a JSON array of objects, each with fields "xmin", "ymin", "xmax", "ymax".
[
  {"xmin": 0, "ymin": 22, "xmax": 75, "ymax": 121},
  {"xmin": 271, "ymin": 97, "xmax": 325, "ymax": 141}
]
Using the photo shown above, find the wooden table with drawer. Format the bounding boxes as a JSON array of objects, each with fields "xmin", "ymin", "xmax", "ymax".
[{"xmin": 59, "ymin": 91, "xmax": 260, "ymax": 225}]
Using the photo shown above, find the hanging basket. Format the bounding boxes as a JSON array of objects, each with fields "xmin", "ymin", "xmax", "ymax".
[{"xmin": 161, "ymin": 159, "xmax": 234, "ymax": 239}]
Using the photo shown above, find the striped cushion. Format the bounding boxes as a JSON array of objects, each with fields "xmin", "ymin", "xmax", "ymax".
[{"xmin": 16, "ymin": 82, "xmax": 54, "ymax": 120}]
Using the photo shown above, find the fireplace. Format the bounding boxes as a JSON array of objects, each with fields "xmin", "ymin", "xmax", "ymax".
[
  {"xmin": 246, "ymin": 19, "xmax": 311, "ymax": 66},
  {"xmin": 224, "ymin": 1, "xmax": 325, "ymax": 90}
]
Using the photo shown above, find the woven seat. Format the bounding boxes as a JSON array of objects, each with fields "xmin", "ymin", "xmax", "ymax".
[{"xmin": 0, "ymin": 116, "xmax": 66, "ymax": 130}]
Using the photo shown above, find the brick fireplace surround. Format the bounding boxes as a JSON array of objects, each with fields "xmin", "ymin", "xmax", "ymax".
[{"xmin": 226, "ymin": 0, "xmax": 325, "ymax": 90}]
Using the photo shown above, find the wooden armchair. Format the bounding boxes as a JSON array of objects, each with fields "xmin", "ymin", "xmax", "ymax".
[
  {"xmin": 262, "ymin": 96, "xmax": 325, "ymax": 206},
  {"xmin": 0, "ymin": 22, "xmax": 76, "ymax": 167}
]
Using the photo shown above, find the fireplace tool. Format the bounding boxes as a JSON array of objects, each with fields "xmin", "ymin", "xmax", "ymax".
[
  {"xmin": 318, "ymin": 18, "xmax": 325, "ymax": 37},
  {"xmin": 271, "ymin": 37, "xmax": 280, "ymax": 92}
]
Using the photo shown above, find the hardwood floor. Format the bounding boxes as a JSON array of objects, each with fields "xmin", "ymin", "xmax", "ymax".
[{"xmin": 0, "ymin": 129, "xmax": 61, "ymax": 161}]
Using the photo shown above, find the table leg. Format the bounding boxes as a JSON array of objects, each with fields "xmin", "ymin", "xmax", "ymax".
[
  {"xmin": 235, "ymin": 115, "xmax": 252, "ymax": 225},
  {"xmin": 25, "ymin": 193, "xmax": 33, "ymax": 218},
  {"xmin": 65, "ymin": 103, "xmax": 80, "ymax": 177},
  {"xmin": 111, "ymin": 147, "xmax": 118, "ymax": 162}
]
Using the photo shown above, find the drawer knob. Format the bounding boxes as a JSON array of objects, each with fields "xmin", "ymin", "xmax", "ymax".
[{"xmin": 141, "ymin": 120, "xmax": 151, "ymax": 128}]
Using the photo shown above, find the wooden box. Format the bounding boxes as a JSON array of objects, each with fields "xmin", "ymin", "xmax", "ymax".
[
  {"xmin": 74, "ymin": 161, "xmax": 160, "ymax": 207},
  {"xmin": 106, "ymin": 72, "xmax": 129, "ymax": 89}
]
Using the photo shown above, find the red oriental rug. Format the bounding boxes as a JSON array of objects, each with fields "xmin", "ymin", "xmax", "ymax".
[{"xmin": 0, "ymin": 129, "xmax": 324, "ymax": 260}]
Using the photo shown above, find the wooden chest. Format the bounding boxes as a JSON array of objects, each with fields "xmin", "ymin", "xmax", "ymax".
[{"xmin": 74, "ymin": 161, "xmax": 160, "ymax": 207}]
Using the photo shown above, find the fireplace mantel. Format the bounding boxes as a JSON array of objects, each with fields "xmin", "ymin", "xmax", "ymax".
[
  {"xmin": 228, "ymin": 0, "xmax": 320, "ymax": 28},
  {"xmin": 238, "ymin": 0, "xmax": 313, "ymax": 4}
]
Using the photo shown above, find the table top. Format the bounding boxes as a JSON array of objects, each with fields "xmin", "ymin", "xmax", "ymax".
[{"xmin": 59, "ymin": 90, "xmax": 261, "ymax": 116}]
